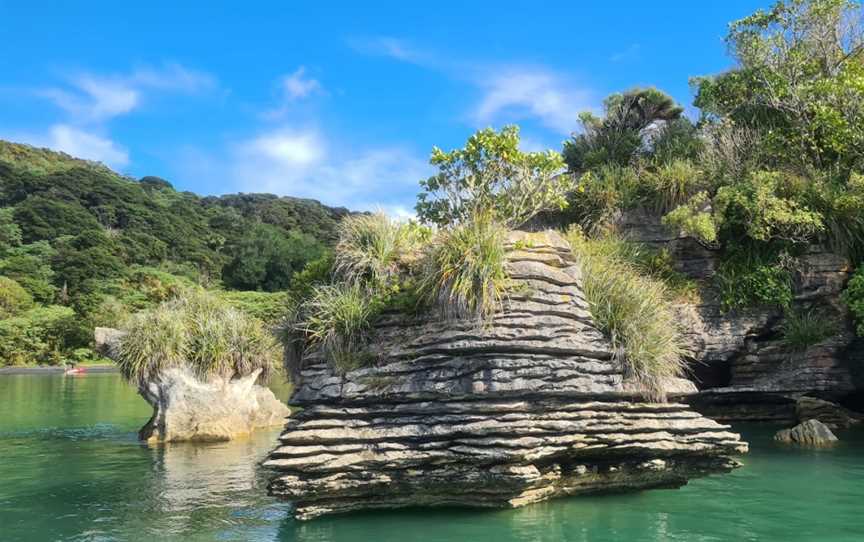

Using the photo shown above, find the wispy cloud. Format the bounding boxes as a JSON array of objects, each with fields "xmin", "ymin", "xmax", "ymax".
[
  {"xmin": 39, "ymin": 63, "xmax": 216, "ymax": 123},
  {"xmin": 280, "ymin": 67, "xmax": 321, "ymax": 101},
  {"xmin": 346, "ymin": 36, "xmax": 434, "ymax": 66},
  {"xmin": 263, "ymin": 67, "xmax": 323, "ymax": 119},
  {"xmin": 25, "ymin": 62, "xmax": 216, "ymax": 169},
  {"xmin": 231, "ymin": 124, "xmax": 430, "ymax": 212},
  {"xmin": 472, "ymin": 68, "xmax": 593, "ymax": 134},
  {"xmin": 610, "ymin": 43, "xmax": 641, "ymax": 63},
  {"xmin": 40, "ymin": 78, "xmax": 139, "ymax": 123},
  {"xmin": 350, "ymin": 37, "xmax": 594, "ymax": 135}
]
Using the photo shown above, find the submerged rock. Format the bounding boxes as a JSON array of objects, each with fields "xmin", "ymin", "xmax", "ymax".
[
  {"xmin": 137, "ymin": 367, "xmax": 289, "ymax": 442},
  {"xmin": 266, "ymin": 230, "xmax": 747, "ymax": 520},
  {"xmin": 774, "ymin": 419, "xmax": 839, "ymax": 447}
]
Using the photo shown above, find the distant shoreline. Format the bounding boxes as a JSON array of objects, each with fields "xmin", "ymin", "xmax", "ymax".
[{"xmin": 0, "ymin": 365, "xmax": 119, "ymax": 375}]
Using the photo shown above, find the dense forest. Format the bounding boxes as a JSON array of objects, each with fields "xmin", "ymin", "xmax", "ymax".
[{"xmin": 0, "ymin": 141, "xmax": 348, "ymax": 365}]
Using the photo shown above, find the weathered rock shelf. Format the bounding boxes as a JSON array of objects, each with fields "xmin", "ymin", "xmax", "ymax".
[{"xmin": 266, "ymin": 231, "xmax": 747, "ymax": 520}]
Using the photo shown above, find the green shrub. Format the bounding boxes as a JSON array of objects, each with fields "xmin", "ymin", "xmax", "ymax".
[
  {"xmin": 781, "ymin": 308, "xmax": 838, "ymax": 351},
  {"xmin": 117, "ymin": 289, "xmax": 278, "ymax": 383},
  {"xmin": 715, "ymin": 247, "xmax": 794, "ymax": 311},
  {"xmin": 566, "ymin": 227, "xmax": 686, "ymax": 401},
  {"xmin": 567, "ymin": 164, "xmax": 641, "ymax": 230},
  {"xmin": 563, "ymin": 88, "xmax": 684, "ymax": 172},
  {"xmin": 842, "ymin": 266, "xmax": 864, "ymax": 337},
  {"xmin": 419, "ymin": 213, "xmax": 508, "ymax": 322},
  {"xmin": 0, "ymin": 275, "xmax": 33, "ymax": 317},
  {"xmin": 0, "ymin": 305, "xmax": 76, "ymax": 366},
  {"xmin": 662, "ymin": 191, "xmax": 718, "ymax": 244},
  {"xmin": 714, "ymin": 171, "xmax": 824, "ymax": 244}
]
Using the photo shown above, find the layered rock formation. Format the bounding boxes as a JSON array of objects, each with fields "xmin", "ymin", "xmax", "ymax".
[
  {"xmin": 266, "ymin": 231, "xmax": 747, "ymax": 520},
  {"xmin": 138, "ymin": 367, "xmax": 289, "ymax": 442},
  {"xmin": 616, "ymin": 209, "xmax": 864, "ymax": 424}
]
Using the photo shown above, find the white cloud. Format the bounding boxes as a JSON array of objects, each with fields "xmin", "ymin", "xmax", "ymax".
[
  {"xmin": 231, "ymin": 125, "xmax": 429, "ymax": 213},
  {"xmin": 40, "ymin": 63, "xmax": 216, "ymax": 123},
  {"xmin": 262, "ymin": 67, "xmax": 323, "ymax": 119},
  {"xmin": 8, "ymin": 124, "xmax": 130, "ymax": 168},
  {"xmin": 280, "ymin": 67, "xmax": 321, "ymax": 101},
  {"xmin": 347, "ymin": 36, "xmax": 432, "ymax": 65},
  {"xmin": 241, "ymin": 128, "xmax": 325, "ymax": 167},
  {"xmin": 472, "ymin": 69, "xmax": 593, "ymax": 134},
  {"xmin": 41, "ymin": 77, "xmax": 139, "ymax": 122},
  {"xmin": 130, "ymin": 63, "xmax": 216, "ymax": 92}
]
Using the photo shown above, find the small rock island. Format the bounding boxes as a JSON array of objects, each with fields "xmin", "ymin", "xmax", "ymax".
[
  {"xmin": 109, "ymin": 290, "xmax": 289, "ymax": 442},
  {"xmin": 266, "ymin": 230, "xmax": 747, "ymax": 520}
]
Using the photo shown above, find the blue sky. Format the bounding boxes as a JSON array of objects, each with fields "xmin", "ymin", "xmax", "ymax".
[{"xmin": 0, "ymin": 1, "xmax": 765, "ymax": 215}]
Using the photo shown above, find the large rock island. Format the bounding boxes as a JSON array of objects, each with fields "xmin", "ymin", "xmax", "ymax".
[{"xmin": 266, "ymin": 231, "xmax": 747, "ymax": 520}]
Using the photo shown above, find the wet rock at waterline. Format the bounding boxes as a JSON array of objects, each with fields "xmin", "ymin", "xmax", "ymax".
[
  {"xmin": 266, "ymin": 230, "xmax": 748, "ymax": 521},
  {"xmin": 137, "ymin": 367, "xmax": 289, "ymax": 442},
  {"xmin": 774, "ymin": 419, "xmax": 839, "ymax": 447},
  {"xmin": 95, "ymin": 329, "xmax": 289, "ymax": 443}
]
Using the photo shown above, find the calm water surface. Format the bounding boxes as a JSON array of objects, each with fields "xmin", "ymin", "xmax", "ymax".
[{"xmin": 1, "ymin": 372, "xmax": 863, "ymax": 541}]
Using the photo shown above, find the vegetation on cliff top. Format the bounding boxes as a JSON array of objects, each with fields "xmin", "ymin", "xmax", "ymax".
[
  {"xmin": 284, "ymin": 126, "xmax": 570, "ymax": 374},
  {"xmin": 556, "ymin": 0, "xmax": 864, "ymax": 318}
]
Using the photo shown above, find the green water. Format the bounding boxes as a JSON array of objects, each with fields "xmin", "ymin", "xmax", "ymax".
[{"xmin": 1, "ymin": 373, "xmax": 863, "ymax": 541}]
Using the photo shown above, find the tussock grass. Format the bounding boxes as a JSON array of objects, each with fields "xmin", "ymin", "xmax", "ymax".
[
  {"xmin": 333, "ymin": 213, "xmax": 424, "ymax": 286},
  {"xmin": 298, "ymin": 282, "xmax": 381, "ymax": 372},
  {"xmin": 419, "ymin": 213, "xmax": 508, "ymax": 323},
  {"xmin": 566, "ymin": 227, "xmax": 686, "ymax": 402},
  {"xmin": 118, "ymin": 289, "xmax": 278, "ymax": 383},
  {"xmin": 781, "ymin": 308, "xmax": 838, "ymax": 352}
]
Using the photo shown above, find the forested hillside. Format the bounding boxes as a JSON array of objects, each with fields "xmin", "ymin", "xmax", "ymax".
[{"xmin": 0, "ymin": 141, "xmax": 348, "ymax": 365}]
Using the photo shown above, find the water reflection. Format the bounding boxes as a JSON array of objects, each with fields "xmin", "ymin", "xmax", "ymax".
[{"xmin": 3, "ymin": 373, "xmax": 864, "ymax": 542}]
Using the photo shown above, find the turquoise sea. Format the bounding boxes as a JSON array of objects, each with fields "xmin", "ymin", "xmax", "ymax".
[{"xmin": 1, "ymin": 372, "xmax": 863, "ymax": 541}]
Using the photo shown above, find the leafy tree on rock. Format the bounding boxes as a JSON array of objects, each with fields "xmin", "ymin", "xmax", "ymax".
[
  {"xmin": 416, "ymin": 125, "xmax": 570, "ymax": 228},
  {"xmin": 563, "ymin": 88, "xmax": 685, "ymax": 173}
]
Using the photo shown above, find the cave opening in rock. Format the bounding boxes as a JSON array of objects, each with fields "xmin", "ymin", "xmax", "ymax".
[{"xmin": 689, "ymin": 359, "xmax": 732, "ymax": 390}]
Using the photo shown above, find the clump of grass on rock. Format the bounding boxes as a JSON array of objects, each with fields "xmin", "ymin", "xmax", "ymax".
[
  {"xmin": 566, "ymin": 227, "xmax": 686, "ymax": 402},
  {"xmin": 284, "ymin": 214, "xmax": 421, "ymax": 373},
  {"xmin": 419, "ymin": 212, "xmax": 508, "ymax": 322},
  {"xmin": 118, "ymin": 288, "xmax": 279, "ymax": 384}
]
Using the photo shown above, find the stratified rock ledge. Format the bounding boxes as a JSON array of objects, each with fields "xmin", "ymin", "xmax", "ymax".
[{"xmin": 266, "ymin": 231, "xmax": 748, "ymax": 520}]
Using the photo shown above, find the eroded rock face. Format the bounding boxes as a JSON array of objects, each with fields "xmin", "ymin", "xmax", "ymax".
[
  {"xmin": 774, "ymin": 419, "xmax": 839, "ymax": 447},
  {"xmin": 267, "ymin": 230, "xmax": 747, "ymax": 521},
  {"xmin": 138, "ymin": 367, "xmax": 289, "ymax": 443},
  {"xmin": 616, "ymin": 208, "xmax": 862, "ymax": 424}
]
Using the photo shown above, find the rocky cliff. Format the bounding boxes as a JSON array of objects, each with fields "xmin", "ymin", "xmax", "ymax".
[
  {"xmin": 617, "ymin": 209, "xmax": 864, "ymax": 426},
  {"xmin": 266, "ymin": 231, "xmax": 747, "ymax": 520}
]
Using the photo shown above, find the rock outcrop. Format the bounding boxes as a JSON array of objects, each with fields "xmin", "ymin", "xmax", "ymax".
[
  {"xmin": 266, "ymin": 231, "xmax": 747, "ymax": 521},
  {"xmin": 774, "ymin": 419, "xmax": 839, "ymax": 447},
  {"xmin": 616, "ymin": 208, "xmax": 863, "ymax": 424},
  {"xmin": 95, "ymin": 329, "xmax": 289, "ymax": 442},
  {"xmin": 138, "ymin": 367, "xmax": 289, "ymax": 442}
]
